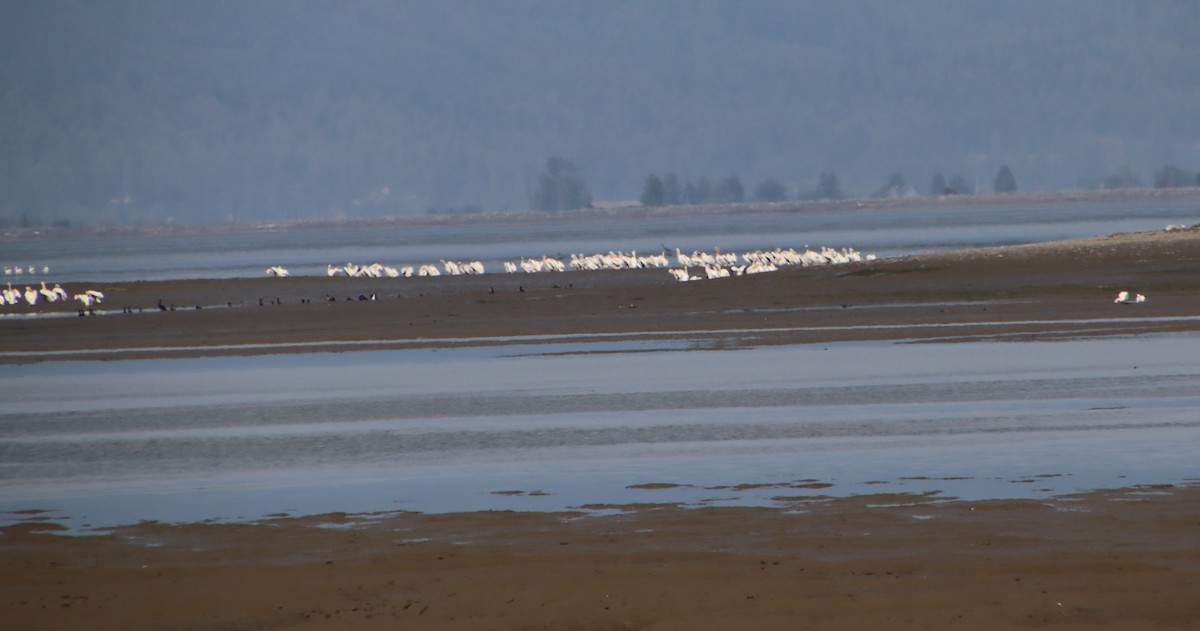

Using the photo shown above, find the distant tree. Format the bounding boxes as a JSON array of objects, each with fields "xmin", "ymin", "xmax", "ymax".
[
  {"xmin": 1153, "ymin": 165, "xmax": 1195, "ymax": 188},
  {"xmin": 662, "ymin": 172, "xmax": 682, "ymax": 205},
  {"xmin": 753, "ymin": 177, "xmax": 788, "ymax": 202},
  {"xmin": 685, "ymin": 176, "xmax": 714, "ymax": 204},
  {"xmin": 947, "ymin": 175, "xmax": 971, "ymax": 195},
  {"xmin": 804, "ymin": 172, "xmax": 844, "ymax": 200},
  {"xmin": 993, "ymin": 165, "xmax": 1017, "ymax": 193},
  {"xmin": 640, "ymin": 174, "xmax": 665, "ymax": 206},
  {"xmin": 714, "ymin": 176, "xmax": 745, "ymax": 204},
  {"xmin": 531, "ymin": 157, "xmax": 591, "ymax": 211},
  {"xmin": 1103, "ymin": 166, "xmax": 1143, "ymax": 189},
  {"xmin": 875, "ymin": 173, "xmax": 914, "ymax": 198},
  {"xmin": 929, "ymin": 172, "xmax": 947, "ymax": 195}
]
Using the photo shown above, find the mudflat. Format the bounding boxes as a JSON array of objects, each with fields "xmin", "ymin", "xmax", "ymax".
[
  {"xmin": 2, "ymin": 228, "xmax": 1199, "ymax": 629},
  {"xmin": 3, "ymin": 485, "xmax": 1199, "ymax": 630},
  {"xmin": 3, "ymin": 228, "xmax": 1200, "ymax": 362}
]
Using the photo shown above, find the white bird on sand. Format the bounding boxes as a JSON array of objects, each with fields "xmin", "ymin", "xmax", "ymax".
[
  {"xmin": 1114, "ymin": 291, "xmax": 1146, "ymax": 304},
  {"xmin": 23, "ymin": 286, "xmax": 38, "ymax": 305},
  {"xmin": 38, "ymin": 282, "xmax": 58, "ymax": 302}
]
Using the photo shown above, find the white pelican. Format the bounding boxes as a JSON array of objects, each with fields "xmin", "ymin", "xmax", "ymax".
[
  {"xmin": 23, "ymin": 286, "xmax": 38, "ymax": 305},
  {"xmin": 668, "ymin": 268, "xmax": 691, "ymax": 282},
  {"xmin": 1114, "ymin": 291, "xmax": 1146, "ymax": 304},
  {"xmin": 38, "ymin": 282, "xmax": 58, "ymax": 302}
]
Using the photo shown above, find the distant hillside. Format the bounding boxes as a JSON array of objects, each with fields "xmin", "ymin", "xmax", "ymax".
[{"xmin": 2, "ymin": 0, "xmax": 1198, "ymax": 225}]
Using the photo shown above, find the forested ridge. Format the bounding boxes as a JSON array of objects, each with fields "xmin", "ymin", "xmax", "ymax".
[{"xmin": 2, "ymin": 1, "xmax": 1197, "ymax": 225}]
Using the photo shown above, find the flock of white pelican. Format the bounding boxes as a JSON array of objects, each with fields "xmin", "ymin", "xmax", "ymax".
[
  {"xmin": 267, "ymin": 245, "xmax": 876, "ymax": 283},
  {"xmin": 4, "ymin": 265, "xmax": 50, "ymax": 276},
  {"xmin": 310, "ymin": 260, "xmax": 488, "ymax": 278},
  {"xmin": 1, "ymin": 264, "xmax": 108, "ymax": 313},
  {"xmin": 1, "ymin": 281, "xmax": 105, "ymax": 310}
]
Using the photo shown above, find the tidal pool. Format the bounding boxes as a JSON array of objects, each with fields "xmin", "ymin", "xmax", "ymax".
[{"xmin": 2, "ymin": 334, "xmax": 1198, "ymax": 531}]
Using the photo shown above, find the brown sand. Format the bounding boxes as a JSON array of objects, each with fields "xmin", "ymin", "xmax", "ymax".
[
  {"xmin": 3, "ymin": 485, "xmax": 1199, "ymax": 630},
  {"xmin": 4, "ymin": 228, "xmax": 1200, "ymax": 362},
  {"xmin": 3, "ymin": 228, "xmax": 1200, "ymax": 628}
]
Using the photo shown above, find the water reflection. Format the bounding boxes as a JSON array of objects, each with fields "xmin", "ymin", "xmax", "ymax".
[{"xmin": 2, "ymin": 334, "xmax": 1198, "ymax": 531}]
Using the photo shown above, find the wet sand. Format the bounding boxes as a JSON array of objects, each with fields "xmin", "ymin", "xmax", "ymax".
[
  {"xmin": 3, "ymin": 228, "xmax": 1200, "ymax": 628},
  {"xmin": 3, "ymin": 485, "xmax": 1199, "ymax": 630},
  {"xmin": 4, "ymin": 228, "xmax": 1200, "ymax": 362}
]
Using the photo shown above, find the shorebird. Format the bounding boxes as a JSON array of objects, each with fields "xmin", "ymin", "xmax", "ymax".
[{"xmin": 1114, "ymin": 291, "xmax": 1146, "ymax": 304}]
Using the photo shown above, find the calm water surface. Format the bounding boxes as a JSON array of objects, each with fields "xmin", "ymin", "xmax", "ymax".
[
  {"xmin": 2, "ymin": 334, "xmax": 1198, "ymax": 531},
  {"xmin": 6, "ymin": 198, "xmax": 1199, "ymax": 281}
]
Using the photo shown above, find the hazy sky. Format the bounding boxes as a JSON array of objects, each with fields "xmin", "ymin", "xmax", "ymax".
[{"xmin": 2, "ymin": 1, "xmax": 1198, "ymax": 223}]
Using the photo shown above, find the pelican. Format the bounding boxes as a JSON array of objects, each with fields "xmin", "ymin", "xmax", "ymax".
[
  {"xmin": 266, "ymin": 265, "xmax": 290, "ymax": 277},
  {"xmin": 38, "ymin": 282, "xmax": 58, "ymax": 302},
  {"xmin": 23, "ymin": 286, "xmax": 38, "ymax": 305},
  {"xmin": 1114, "ymin": 291, "xmax": 1146, "ymax": 304},
  {"xmin": 668, "ymin": 268, "xmax": 691, "ymax": 282}
]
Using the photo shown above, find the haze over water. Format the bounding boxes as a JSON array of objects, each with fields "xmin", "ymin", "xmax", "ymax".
[{"xmin": 5, "ymin": 197, "xmax": 1199, "ymax": 282}]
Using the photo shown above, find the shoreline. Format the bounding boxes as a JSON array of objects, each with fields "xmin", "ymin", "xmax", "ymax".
[
  {"xmin": 4, "ymin": 227, "xmax": 1199, "ymax": 629},
  {"xmin": 3, "ymin": 227, "xmax": 1200, "ymax": 363},
  {"xmin": 4, "ymin": 186, "xmax": 1198, "ymax": 242},
  {"xmin": 4, "ymin": 483, "xmax": 1198, "ymax": 629}
]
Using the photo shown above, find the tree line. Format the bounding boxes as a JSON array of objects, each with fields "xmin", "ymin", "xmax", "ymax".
[{"xmin": 521, "ymin": 158, "xmax": 1200, "ymax": 215}]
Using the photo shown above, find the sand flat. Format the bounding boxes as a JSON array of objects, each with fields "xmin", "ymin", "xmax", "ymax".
[
  {"xmin": 3, "ymin": 485, "xmax": 1199, "ymax": 630},
  {"xmin": 3, "ymin": 228, "xmax": 1200, "ymax": 361},
  {"xmin": 2, "ymin": 228, "xmax": 1199, "ymax": 629}
]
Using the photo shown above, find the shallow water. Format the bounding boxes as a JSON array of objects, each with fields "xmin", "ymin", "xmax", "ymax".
[
  {"xmin": 2, "ymin": 334, "xmax": 1198, "ymax": 531},
  {"xmin": 6, "ymin": 197, "xmax": 1198, "ymax": 281}
]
